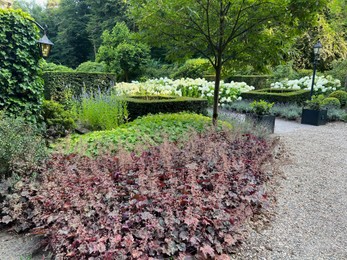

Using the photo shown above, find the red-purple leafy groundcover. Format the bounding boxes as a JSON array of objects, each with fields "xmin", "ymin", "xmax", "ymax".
[{"xmin": 1, "ymin": 131, "xmax": 272, "ymax": 259}]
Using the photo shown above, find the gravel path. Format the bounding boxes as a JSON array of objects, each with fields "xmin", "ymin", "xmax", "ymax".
[
  {"xmin": 0, "ymin": 120, "xmax": 346, "ymax": 259},
  {"xmin": 234, "ymin": 122, "xmax": 347, "ymax": 259}
]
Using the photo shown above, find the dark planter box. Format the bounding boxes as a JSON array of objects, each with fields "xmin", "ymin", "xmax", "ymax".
[
  {"xmin": 301, "ymin": 109, "xmax": 327, "ymax": 126},
  {"xmin": 248, "ymin": 114, "xmax": 276, "ymax": 133}
]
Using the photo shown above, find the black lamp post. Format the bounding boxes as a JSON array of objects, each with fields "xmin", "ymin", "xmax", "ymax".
[
  {"xmin": 310, "ymin": 40, "xmax": 323, "ymax": 99},
  {"xmin": 30, "ymin": 20, "xmax": 54, "ymax": 58}
]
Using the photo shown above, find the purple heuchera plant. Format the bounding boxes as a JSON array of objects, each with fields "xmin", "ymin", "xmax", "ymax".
[{"xmin": 1, "ymin": 131, "xmax": 272, "ymax": 259}]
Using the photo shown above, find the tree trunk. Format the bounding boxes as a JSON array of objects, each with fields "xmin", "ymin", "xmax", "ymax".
[
  {"xmin": 212, "ymin": 58, "xmax": 222, "ymax": 126},
  {"xmin": 124, "ymin": 71, "xmax": 129, "ymax": 82}
]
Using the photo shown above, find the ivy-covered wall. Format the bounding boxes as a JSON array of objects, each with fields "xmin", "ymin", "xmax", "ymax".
[{"xmin": 0, "ymin": 9, "xmax": 43, "ymax": 122}]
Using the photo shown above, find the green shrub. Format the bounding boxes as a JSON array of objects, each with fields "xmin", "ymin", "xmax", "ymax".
[
  {"xmin": 270, "ymin": 103, "xmax": 301, "ymax": 120},
  {"xmin": 223, "ymin": 100, "xmax": 253, "ymax": 113},
  {"xmin": 329, "ymin": 90, "xmax": 347, "ymax": 107},
  {"xmin": 0, "ymin": 113, "xmax": 47, "ymax": 178},
  {"xmin": 141, "ymin": 60, "xmax": 173, "ymax": 81},
  {"xmin": 250, "ymin": 100, "xmax": 274, "ymax": 115},
  {"xmin": 76, "ymin": 61, "xmax": 107, "ymax": 73},
  {"xmin": 241, "ymin": 88, "xmax": 310, "ymax": 104},
  {"xmin": 0, "ymin": 9, "xmax": 43, "ymax": 122},
  {"xmin": 327, "ymin": 59, "xmax": 347, "ymax": 89},
  {"xmin": 327, "ymin": 108, "xmax": 347, "ymax": 122},
  {"xmin": 42, "ymin": 72, "xmax": 117, "ymax": 103},
  {"xmin": 122, "ymin": 95, "xmax": 208, "ymax": 121},
  {"xmin": 74, "ymin": 89, "xmax": 128, "ymax": 131},
  {"xmin": 271, "ymin": 61, "xmax": 299, "ymax": 81},
  {"xmin": 41, "ymin": 61, "xmax": 74, "ymax": 72},
  {"xmin": 171, "ymin": 58, "xmax": 213, "ymax": 79},
  {"xmin": 320, "ymin": 97, "xmax": 341, "ymax": 109},
  {"xmin": 57, "ymin": 113, "xmax": 228, "ymax": 156},
  {"xmin": 42, "ymin": 100, "xmax": 76, "ymax": 138},
  {"xmin": 304, "ymin": 95, "xmax": 326, "ymax": 110}
]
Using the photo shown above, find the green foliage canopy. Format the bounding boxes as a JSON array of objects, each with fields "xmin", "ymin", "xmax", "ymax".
[
  {"xmin": 0, "ymin": 8, "xmax": 43, "ymax": 122},
  {"xmin": 129, "ymin": 0, "xmax": 327, "ymax": 123},
  {"xmin": 96, "ymin": 22, "xmax": 150, "ymax": 81}
]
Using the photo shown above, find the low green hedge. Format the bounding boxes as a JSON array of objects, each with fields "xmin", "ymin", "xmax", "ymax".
[
  {"xmin": 227, "ymin": 75, "xmax": 273, "ymax": 89},
  {"xmin": 241, "ymin": 88, "xmax": 310, "ymax": 104},
  {"xmin": 121, "ymin": 95, "xmax": 208, "ymax": 120},
  {"xmin": 43, "ymin": 72, "xmax": 117, "ymax": 103}
]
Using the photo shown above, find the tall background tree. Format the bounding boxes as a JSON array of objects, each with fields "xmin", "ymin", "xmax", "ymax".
[
  {"xmin": 96, "ymin": 22, "xmax": 150, "ymax": 81},
  {"xmin": 129, "ymin": 0, "xmax": 328, "ymax": 123},
  {"xmin": 291, "ymin": 0, "xmax": 347, "ymax": 70}
]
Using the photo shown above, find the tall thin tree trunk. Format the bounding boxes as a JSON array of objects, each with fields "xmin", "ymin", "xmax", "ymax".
[{"xmin": 212, "ymin": 60, "xmax": 222, "ymax": 126}]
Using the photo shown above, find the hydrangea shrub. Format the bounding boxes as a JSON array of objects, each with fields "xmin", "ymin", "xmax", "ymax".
[
  {"xmin": 113, "ymin": 78, "xmax": 254, "ymax": 106},
  {"xmin": 270, "ymin": 75, "xmax": 341, "ymax": 95}
]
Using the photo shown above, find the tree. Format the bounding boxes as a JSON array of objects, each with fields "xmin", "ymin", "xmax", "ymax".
[
  {"xmin": 52, "ymin": 0, "xmax": 93, "ymax": 68},
  {"xmin": 85, "ymin": 0, "xmax": 129, "ymax": 59},
  {"xmin": 129, "ymin": 0, "xmax": 327, "ymax": 124},
  {"xmin": 292, "ymin": 0, "xmax": 347, "ymax": 70},
  {"xmin": 96, "ymin": 22, "xmax": 150, "ymax": 81}
]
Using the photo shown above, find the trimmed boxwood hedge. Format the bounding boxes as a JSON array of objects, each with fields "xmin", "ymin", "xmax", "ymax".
[
  {"xmin": 121, "ymin": 96, "xmax": 208, "ymax": 120},
  {"xmin": 241, "ymin": 88, "xmax": 310, "ymax": 104},
  {"xmin": 43, "ymin": 72, "xmax": 117, "ymax": 102}
]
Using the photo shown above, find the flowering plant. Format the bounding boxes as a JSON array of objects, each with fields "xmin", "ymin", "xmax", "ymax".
[
  {"xmin": 270, "ymin": 75, "xmax": 341, "ymax": 95},
  {"xmin": 113, "ymin": 77, "xmax": 254, "ymax": 106}
]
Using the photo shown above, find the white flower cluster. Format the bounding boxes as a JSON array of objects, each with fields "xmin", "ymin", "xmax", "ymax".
[
  {"xmin": 270, "ymin": 75, "xmax": 341, "ymax": 94},
  {"xmin": 113, "ymin": 77, "xmax": 254, "ymax": 106}
]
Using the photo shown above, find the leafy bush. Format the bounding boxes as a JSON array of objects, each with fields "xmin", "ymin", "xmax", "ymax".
[
  {"xmin": 42, "ymin": 100, "xmax": 76, "ymax": 138},
  {"xmin": 326, "ymin": 59, "xmax": 347, "ymax": 88},
  {"xmin": 222, "ymin": 100, "xmax": 253, "ymax": 114},
  {"xmin": 58, "ymin": 113, "xmax": 227, "ymax": 156},
  {"xmin": 270, "ymin": 103, "xmax": 301, "ymax": 120},
  {"xmin": 304, "ymin": 95, "xmax": 326, "ymax": 110},
  {"xmin": 271, "ymin": 61, "xmax": 299, "ymax": 81},
  {"xmin": 0, "ymin": 9, "xmax": 43, "ymax": 122},
  {"xmin": 73, "ymin": 89, "xmax": 128, "ymax": 131},
  {"xmin": 0, "ymin": 114, "xmax": 47, "ymax": 178},
  {"xmin": 41, "ymin": 61, "xmax": 74, "ymax": 72},
  {"xmin": 141, "ymin": 60, "xmax": 173, "ymax": 80},
  {"xmin": 250, "ymin": 100, "xmax": 274, "ymax": 115},
  {"xmin": 2, "ymin": 131, "xmax": 272, "ymax": 258},
  {"xmin": 171, "ymin": 58, "xmax": 213, "ymax": 79},
  {"xmin": 320, "ymin": 97, "xmax": 341, "ymax": 109},
  {"xmin": 75, "ymin": 61, "xmax": 107, "ymax": 73},
  {"xmin": 327, "ymin": 108, "xmax": 347, "ymax": 122},
  {"xmin": 329, "ymin": 90, "xmax": 347, "ymax": 107}
]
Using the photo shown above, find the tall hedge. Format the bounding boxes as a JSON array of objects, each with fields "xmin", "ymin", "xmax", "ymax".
[
  {"xmin": 0, "ymin": 9, "xmax": 43, "ymax": 122},
  {"xmin": 42, "ymin": 72, "xmax": 117, "ymax": 102}
]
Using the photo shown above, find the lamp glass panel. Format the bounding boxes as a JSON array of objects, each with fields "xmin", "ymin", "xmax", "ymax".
[{"xmin": 41, "ymin": 44, "xmax": 51, "ymax": 58}]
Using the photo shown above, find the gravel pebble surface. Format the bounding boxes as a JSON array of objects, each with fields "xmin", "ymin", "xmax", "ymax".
[
  {"xmin": 233, "ymin": 122, "xmax": 347, "ymax": 260},
  {"xmin": 0, "ymin": 120, "xmax": 346, "ymax": 259}
]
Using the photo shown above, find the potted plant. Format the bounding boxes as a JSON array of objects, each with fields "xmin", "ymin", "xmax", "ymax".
[
  {"xmin": 249, "ymin": 100, "xmax": 275, "ymax": 133},
  {"xmin": 301, "ymin": 95, "xmax": 327, "ymax": 126}
]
